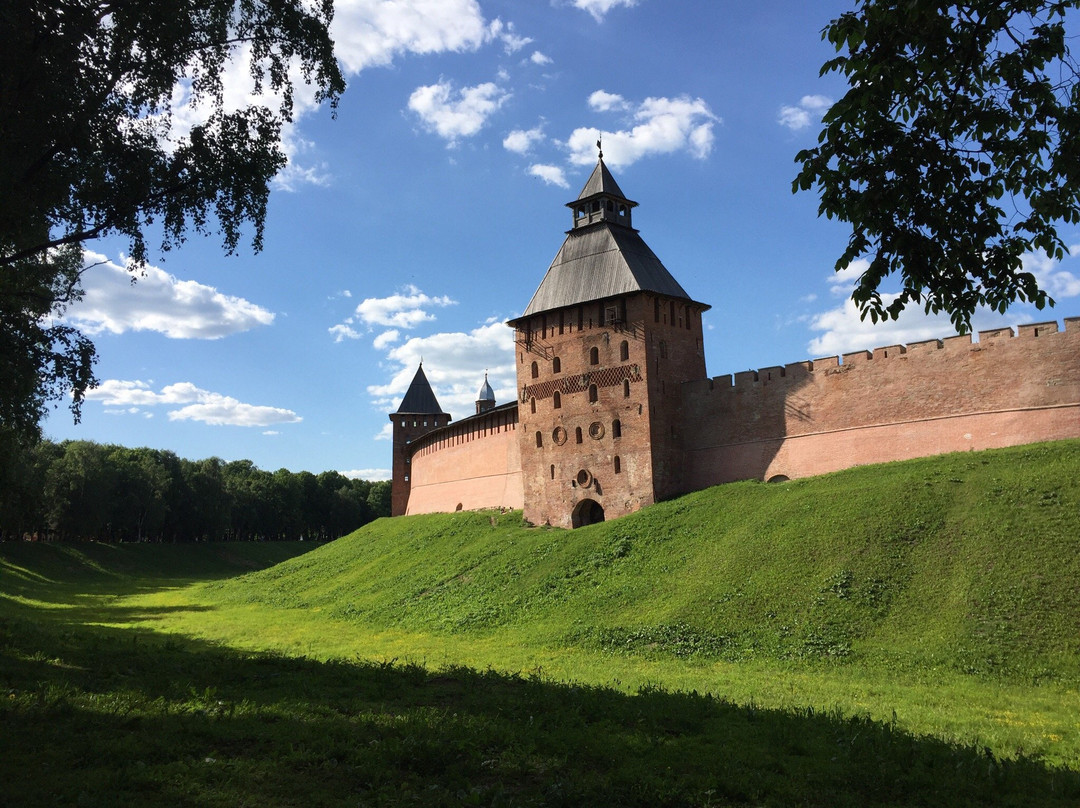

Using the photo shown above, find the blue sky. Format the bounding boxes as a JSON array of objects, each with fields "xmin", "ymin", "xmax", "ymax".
[{"xmin": 45, "ymin": 0, "xmax": 1080, "ymax": 479}]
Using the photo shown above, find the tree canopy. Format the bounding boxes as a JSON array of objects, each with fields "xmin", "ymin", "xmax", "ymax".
[
  {"xmin": 0, "ymin": 1, "xmax": 345, "ymax": 441},
  {"xmin": 795, "ymin": 0, "xmax": 1080, "ymax": 331},
  {"xmin": 0, "ymin": 439, "xmax": 389, "ymax": 542}
]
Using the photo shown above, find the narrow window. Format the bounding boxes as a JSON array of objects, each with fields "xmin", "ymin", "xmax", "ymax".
[
  {"xmin": 535, "ymin": 431, "xmax": 543, "ymax": 448},
  {"xmin": 553, "ymin": 391, "xmax": 562, "ymax": 409},
  {"xmin": 623, "ymin": 379, "xmax": 630, "ymax": 398},
  {"xmin": 550, "ymin": 464, "xmax": 555, "ymax": 480},
  {"xmin": 531, "ymin": 361, "xmax": 539, "ymax": 379},
  {"xmin": 589, "ymin": 347, "xmax": 599, "ymax": 365},
  {"xmin": 614, "ymin": 456, "xmax": 621, "ymax": 474},
  {"xmin": 553, "ymin": 357, "xmax": 561, "ymax": 373},
  {"xmin": 612, "ymin": 419, "xmax": 622, "ymax": 438},
  {"xmin": 530, "ymin": 398, "xmax": 536, "ymax": 414},
  {"xmin": 620, "ymin": 340, "xmax": 629, "ymax": 361},
  {"xmin": 575, "ymin": 427, "xmax": 583, "ymax": 444},
  {"xmin": 589, "ymin": 384, "xmax": 598, "ymax": 403},
  {"xmin": 654, "ymin": 298, "xmax": 660, "ymax": 323}
]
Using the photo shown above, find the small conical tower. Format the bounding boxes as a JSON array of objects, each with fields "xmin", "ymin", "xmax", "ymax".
[
  {"xmin": 475, "ymin": 373, "xmax": 496, "ymax": 414},
  {"xmin": 389, "ymin": 363, "xmax": 450, "ymax": 516}
]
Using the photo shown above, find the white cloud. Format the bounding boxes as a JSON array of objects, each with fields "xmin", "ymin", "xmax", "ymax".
[
  {"xmin": 66, "ymin": 251, "xmax": 274, "ymax": 339},
  {"xmin": 329, "ymin": 285, "xmax": 455, "ymax": 342},
  {"xmin": 1023, "ymin": 247, "xmax": 1080, "ymax": 299},
  {"xmin": 329, "ymin": 323, "xmax": 363, "ymax": 342},
  {"xmin": 340, "ymin": 467, "xmax": 392, "ymax": 481},
  {"xmin": 778, "ymin": 95, "xmax": 833, "ymax": 131},
  {"xmin": 530, "ymin": 51, "xmax": 553, "ymax": 65},
  {"xmin": 374, "ymin": 423, "xmax": 394, "ymax": 442},
  {"xmin": 528, "ymin": 164, "xmax": 570, "ymax": 188},
  {"xmin": 85, "ymin": 380, "xmax": 302, "ymax": 427},
  {"xmin": 373, "ymin": 329, "xmax": 401, "ymax": 349},
  {"xmin": 355, "ymin": 285, "xmax": 456, "ymax": 328},
  {"xmin": 503, "ymin": 126, "xmax": 545, "ymax": 154},
  {"xmin": 567, "ymin": 94, "xmax": 719, "ymax": 167},
  {"xmin": 332, "ymin": 0, "xmax": 493, "ymax": 74},
  {"xmin": 408, "ymin": 79, "xmax": 510, "ymax": 144},
  {"xmin": 588, "ymin": 90, "xmax": 629, "ymax": 112},
  {"xmin": 368, "ymin": 320, "xmax": 516, "ymax": 417},
  {"xmin": 488, "ymin": 18, "xmax": 532, "ymax": 53},
  {"xmin": 572, "ymin": 0, "xmax": 639, "ymax": 22}
]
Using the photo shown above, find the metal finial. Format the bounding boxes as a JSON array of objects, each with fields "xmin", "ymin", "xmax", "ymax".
[{"xmin": 596, "ymin": 137, "xmax": 603, "ymax": 160}]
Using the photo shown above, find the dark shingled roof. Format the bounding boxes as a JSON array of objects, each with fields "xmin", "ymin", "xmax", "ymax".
[
  {"xmin": 518, "ymin": 226, "xmax": 696, "ymax": 317},
  {"xmin": 574, "ymin": 158, "xmax": 635, "ymax": 206},
  {"xmin": 513, "ymin": 160, "xmax": 707, "ymax": 321},
  {"xmin": 396, "ymin": 364, "xmax": 446, "ymax": 414}
]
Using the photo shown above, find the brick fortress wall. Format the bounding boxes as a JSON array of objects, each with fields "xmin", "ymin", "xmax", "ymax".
[
  {"xmin": 404, "ymin": 404, "xmax": 524, "ymax": 515},
  {"xmin": 681, "ymin": 318, "xmax": 1080, "ymax": 489}
]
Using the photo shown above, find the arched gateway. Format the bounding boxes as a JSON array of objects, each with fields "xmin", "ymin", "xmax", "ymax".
[{"xmin": 572, "ymin": 499, "xmax": 605, "ymax": 528}]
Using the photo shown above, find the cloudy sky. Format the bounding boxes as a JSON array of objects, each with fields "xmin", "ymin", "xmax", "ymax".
[{"xmin": 46, "ymin": 0, "xmax": 1080, "ymax": 480}]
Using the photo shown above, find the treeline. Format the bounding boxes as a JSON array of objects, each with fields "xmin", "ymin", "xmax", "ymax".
[{"xmin": 0, "ymin": 439, "xmax": 390, "ymax": 543}]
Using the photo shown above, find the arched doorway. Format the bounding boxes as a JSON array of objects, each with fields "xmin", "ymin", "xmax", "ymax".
[{"xmin": 572, "ymin": 499, "xmax": 605, "ymax": 528}]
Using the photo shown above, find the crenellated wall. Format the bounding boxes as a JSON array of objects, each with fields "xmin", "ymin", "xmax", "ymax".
[
  {"xmin": 405, "ymin": 404, "xmax": 524, "ymax": 515},
  {"xmin": 681, "ymin": 318, "xmax": 1080, "ymax": 489},
  {"xmin": 401, "ymin": 317, "xmax": 1079, "ymax": 521}
]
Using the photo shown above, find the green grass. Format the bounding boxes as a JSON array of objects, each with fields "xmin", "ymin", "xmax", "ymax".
[{"xmin": 3, "ymin": 440, "xmax": 1079, "ymax": 805}]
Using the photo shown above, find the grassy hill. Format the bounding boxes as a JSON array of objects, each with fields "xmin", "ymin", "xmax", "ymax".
[
  {"xmin": 2, "ymin": 440, "xmax": 1079, "ymax": 806},
  {"xmin": 206, "ymin": 439, "xmax": 1080, "ymax": 683}
]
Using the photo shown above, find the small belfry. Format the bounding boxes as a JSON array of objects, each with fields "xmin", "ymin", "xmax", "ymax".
[{"xmin": 476, "ymin": 372, "xmax": 496, "ymax": 414}]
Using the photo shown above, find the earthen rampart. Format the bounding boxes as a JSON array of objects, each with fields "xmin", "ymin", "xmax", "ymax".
[{"xmin": 682, "ymin": 318, "xmax": 1080, "ymax": 488}]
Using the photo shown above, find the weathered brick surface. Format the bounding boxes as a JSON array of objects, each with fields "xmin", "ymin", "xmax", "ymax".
[
  {"xmin": 513, "ymin": 293, "xmax": 706, "ymax": 528},
  {"xmin": 681, "ymin": 319, "xmax": 1080, "ymax": 487},
  {"xmin": 401, "ymin": 315, "xmax": 1079, "ymax": 525},
  {"xmin": 403, "ymin": 406, "xmax": 523, "ymax": 515}
]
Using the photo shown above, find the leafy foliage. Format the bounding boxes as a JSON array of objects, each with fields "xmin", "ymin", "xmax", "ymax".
[
  {"xmin": 0, "ymin": 1, "xmax": 345, "ymax": 439},
  {"xmin": 0, "ymin": 439, "xmax": 389, "ymax": 542},
  {"xmin": 795, "ymin": 1, "xmax": 1080, "ymax": 331}
]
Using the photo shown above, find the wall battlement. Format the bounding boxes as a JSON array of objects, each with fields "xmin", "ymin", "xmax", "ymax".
[
  {"xmin": 692, "ymin": 318, "xmax": 1079, "ymax": 395},
  {"xmin": 681, "ymin": 317, "xmax": 1080, "ymax": 492}
]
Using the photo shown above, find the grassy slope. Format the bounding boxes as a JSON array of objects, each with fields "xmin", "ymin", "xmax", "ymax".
[
  {"xmin": 206, "ymin": 440, "xmax": 1080, "ymax": 683},
  {"xmin": 2, "ymin": 441, "xmax": 1079, "ymax": 805}
]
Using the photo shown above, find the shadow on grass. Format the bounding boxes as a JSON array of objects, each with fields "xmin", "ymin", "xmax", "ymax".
[{"xmin": 1, "ymin": 606, "xmax": 1077, "ymax": 808}]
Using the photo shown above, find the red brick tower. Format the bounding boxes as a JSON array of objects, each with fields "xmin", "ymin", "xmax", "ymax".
[
  {"xmin": 389, "ymin": 363, "xmax": 450, "ymax": 516},
  {"xmin": 508, "ymin": 155, "xmax": 710, "ymax": 528}
]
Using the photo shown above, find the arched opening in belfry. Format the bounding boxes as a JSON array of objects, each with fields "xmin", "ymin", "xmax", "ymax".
[{"xmin": 572, "ymin": 498, "xmax": 605, "ymax": 528}]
